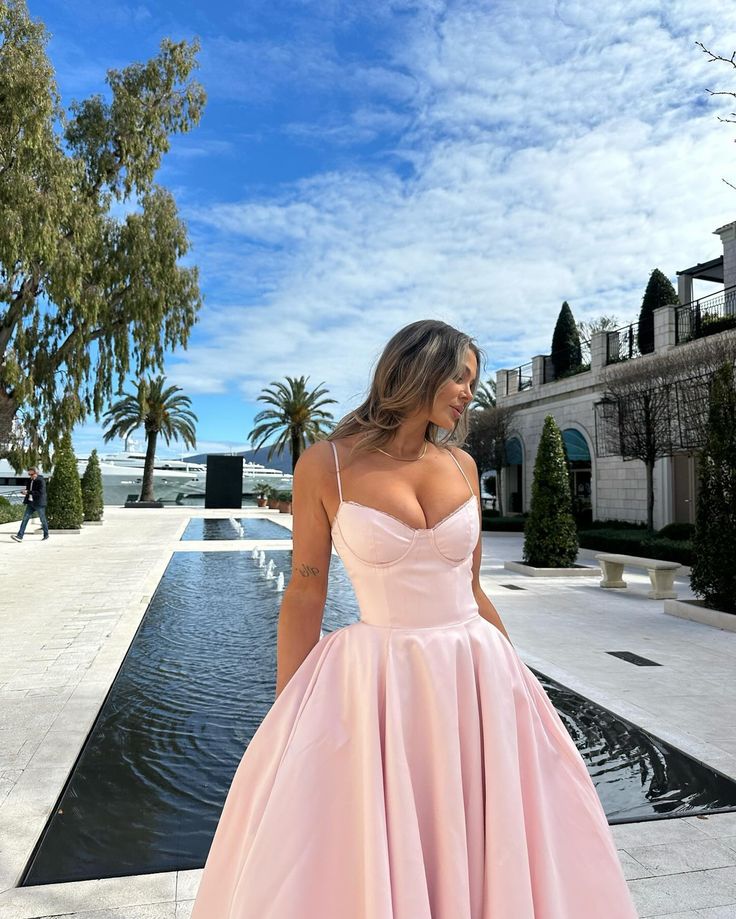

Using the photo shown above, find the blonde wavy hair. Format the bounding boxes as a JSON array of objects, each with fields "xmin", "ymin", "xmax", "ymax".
[{"xmin": 326, "ymin": 319, "xmax": 485, "ymax": 457}]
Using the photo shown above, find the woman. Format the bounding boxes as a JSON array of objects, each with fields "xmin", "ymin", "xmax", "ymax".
[{"xmin": 190, "ymin": 319, "xmax": 639, "ymax": 918}]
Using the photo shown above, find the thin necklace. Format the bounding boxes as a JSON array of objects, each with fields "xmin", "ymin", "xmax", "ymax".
[{"xmin": 375, "ymin": 441, "xmax": 428, "ymax": 462}]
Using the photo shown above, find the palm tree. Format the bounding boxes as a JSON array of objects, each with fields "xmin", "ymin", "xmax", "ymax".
[
  {"xmin": 472, "ymin": 377, "xmax": 497, "ymax": 410},
  {"xmin": 102, "ymin": 375, "xmax": 198, "ymax": 502},
  {"xmin": 248, "ymin": 375, "xmax": 337, "ymax": 473}
]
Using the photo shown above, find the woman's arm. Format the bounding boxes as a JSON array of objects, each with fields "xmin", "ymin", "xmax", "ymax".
[
  {"xmin": 452, "ymin": 447, "xmax": 513, "ymax": 646},
  {"xmin": 274, "ymin": 442, "xmax": 334, "ymax": 700}
]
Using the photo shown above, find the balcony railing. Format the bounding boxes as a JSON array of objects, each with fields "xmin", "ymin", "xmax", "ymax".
[
  {"xmin": 504, "ymin": 361, "xmax": 533, "ymax": 395},
  {"xmin": 675, "ymin": 285, "xmax": 736, "ymax": 344},
  {"xmin": 542, "ymin": 338, "xmax": 591, "ymax": 383},
  {"xmin": 606, "ymin": 322, "xmax": 641, "ymax": 364}
]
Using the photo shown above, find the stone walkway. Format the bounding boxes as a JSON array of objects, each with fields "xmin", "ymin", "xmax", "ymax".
[{"xmin": 0, "ymin": 508, "xmax": 735, "ymax": 918}]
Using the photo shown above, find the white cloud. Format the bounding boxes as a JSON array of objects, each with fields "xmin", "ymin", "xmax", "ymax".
[{"xmin": 174, "ymin": 0, "xmax": 736, "ymax": 415}]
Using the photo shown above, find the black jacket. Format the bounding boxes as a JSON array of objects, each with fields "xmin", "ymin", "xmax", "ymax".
[{"xmin": 23, "ymin": 475, "xmax": 47, "ymax": 508}]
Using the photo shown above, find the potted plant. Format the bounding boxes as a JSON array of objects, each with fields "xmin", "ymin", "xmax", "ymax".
[
  {"xmin": 255, "ymin": 481, "xmax": 270, "ymax": 508},
  {"xmin": 277, "ymin": 489, "xmax": 292, "ymax": 514},
  {"xmin": 267, "ymin": 488, "xmax": 280, "ymax": 509}
]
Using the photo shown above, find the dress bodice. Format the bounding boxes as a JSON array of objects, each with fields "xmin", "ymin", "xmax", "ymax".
[{"xmin": 329, "ymin": 441, "xmax": 481, "ymax": 629}]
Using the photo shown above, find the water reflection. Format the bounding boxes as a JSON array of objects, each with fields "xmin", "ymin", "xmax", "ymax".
[{"xmin": 180, "ymin": 517, "xmax": 290, "ymax": 541}]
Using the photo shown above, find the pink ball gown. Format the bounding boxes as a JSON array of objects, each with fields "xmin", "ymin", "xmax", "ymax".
[{"xmin": 190, "ymin": 441, "xmax": 639, "ymax": 918}]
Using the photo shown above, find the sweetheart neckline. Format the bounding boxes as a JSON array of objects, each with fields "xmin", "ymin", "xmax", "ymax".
[{"xmin": 331, "ymin": 493, "xmax": 478, "ymax": 534}]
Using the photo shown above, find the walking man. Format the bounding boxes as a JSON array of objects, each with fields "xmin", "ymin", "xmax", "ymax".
[{"xmin": 11, "ymin": 467, "xmax": 49, "ymax": 542}]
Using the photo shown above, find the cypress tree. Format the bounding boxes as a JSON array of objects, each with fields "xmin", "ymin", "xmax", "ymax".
[
  {"xmin": 637, "ymin": 269, "xmax": 679, "ymax": 354},
  {"xmin": 47, "ymin": 434, "xmax": 84, "ymax": 529},
  {"xmin": 690, "ymin": 362, "xmax": 736, "ymax": 613},
  {"xmin": 81, "ymin": 448, "xmax": 104, "ymax": 521},
  {"xmin": 550, "ymin": 301, "xmax": 583, "ymax": 377},
  {"xmin": 523, "ymin": 415, "xmax": 579, "ymax": 567}
]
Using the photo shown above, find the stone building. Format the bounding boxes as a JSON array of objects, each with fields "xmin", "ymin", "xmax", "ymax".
[{"xmin": 495, "ymin": 221, "xmax": 736, "ymax": 530}]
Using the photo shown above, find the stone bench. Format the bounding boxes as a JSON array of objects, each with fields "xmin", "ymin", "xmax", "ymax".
[{"xmin": 594, "ymin": 553, "xmax": 683, "ymax": 600}]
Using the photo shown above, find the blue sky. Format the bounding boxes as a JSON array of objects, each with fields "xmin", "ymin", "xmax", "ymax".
[{"xmin": 32, "ymin": 0, "xmax": 736, "ymax": 457}]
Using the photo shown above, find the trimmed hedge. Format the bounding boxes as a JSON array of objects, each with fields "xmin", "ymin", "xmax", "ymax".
[
  {"xmin": 578, "ymin": 528, "xmax": 693, "ymax": 565},
  {"xmin": 0, "ymin": 503, "xmax": 25, "ymax": 525},
  {"xmin": 657, "ymin": 522, "xmax": 695, "ymax": 541},
  {"xmin": 481, "ymin": 514, "xmax": 526, "ymax": 531},
  {"xmin": 694, "ymin": 314, "xmax": 736, "ymax": 339},
  {"xmin": 583, "ymin": 518, "xmax": 647, "ymax": 531},
  {"xmin": 578, "ymin": 529, "xmax": 649, "ymax": 553},
  {"xmin": 640, "ymin": 537, "xmax": 693, "ymax": 565}
]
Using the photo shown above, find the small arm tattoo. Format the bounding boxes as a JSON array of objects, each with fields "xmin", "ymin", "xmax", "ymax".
[{"xmin": 297, "ymin": 563, "xmax": 320, "ymax": 577}]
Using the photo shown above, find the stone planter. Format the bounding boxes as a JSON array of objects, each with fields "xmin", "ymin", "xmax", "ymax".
[
  {"xmin": 256, "ymin": 497, "xmax": 268, "ymax": 507},
  {"xmin": 48, "ymin": 528, "xmax": 82, "ymax": 535},
  {"xmin": 663, "ymin": 598, "xmax": 736, "ymax": 632},
  {"xmin": 504, "ymin": 561, "xmax": 600, "ymax": 578},
  {"xmin": 83, "ymin": 520, "xmax": 104, "ymax": 525},
  {"xmin": 278, "ymin": 501, "xmax": 292, "ymax": 514},
  {"xmin": 124, "ymin": 500, "xmax": 164, "ymax": 509},
  {"xmin": 267, "ymin": 498, "xmax": 279, "ymax": 509}
]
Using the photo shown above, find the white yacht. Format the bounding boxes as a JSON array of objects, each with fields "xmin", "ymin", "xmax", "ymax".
[
  {"xmin": 0, "ymin": 454, "xmax": 207, "ymax": 506},
  {"xmin": 2, "ymin": 446, "xmax": 292, "ymax": 505},
  {"xmin": 242, "ymin": 459, "xmax": 293, "ymax": 495},
  {"xmin": 76, "ymin": 452, "xmax": 207, "ymax": 505},
  {"xmin": 0, "ymin": 460, "xmax": 25, "ymax": 502}
]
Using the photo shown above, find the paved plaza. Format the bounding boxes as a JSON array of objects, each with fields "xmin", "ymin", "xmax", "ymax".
[{"xmin": 1, "ymin": 507, "xmax": 735, "ymax": 918}]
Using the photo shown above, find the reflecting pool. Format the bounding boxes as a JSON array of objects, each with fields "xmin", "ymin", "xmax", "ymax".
[{"xmin": 180, "ymin": 516, "xmax": 290, "ymax": 541}]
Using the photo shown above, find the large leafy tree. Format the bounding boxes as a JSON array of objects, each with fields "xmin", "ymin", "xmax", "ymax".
[
  {"xmin": 101, "ymin": 375, "xmax": 198, "ymax": 503},
  {"xmin": 576, "ymin": 315, "xmax": 621, "ymax": 341},
  {"xmin": 696, "ymin": 42, "xmax": 736, "ymax": 191},
  {"xmin": 597, "ymin": 336, "xmax": 736, "ymax": 532},
  {"xmin": 465, "ymin": 403, "xmax": 513, "ymax": 515},
  {"xmin": 0, "ymin": 1, "xmax": 205, "ymax": 468},
  {"xmin": 248, "ymin": 375, "xmax": 337, "ymax": 473}
]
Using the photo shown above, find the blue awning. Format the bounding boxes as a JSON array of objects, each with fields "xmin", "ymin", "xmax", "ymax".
[
  {"xmin": 505, "ymin": 437, "xmax": 523, "ymax": 465},
  {"xmin": 563, "ymin": 428, "xmax": 591, "ymax": 462}
]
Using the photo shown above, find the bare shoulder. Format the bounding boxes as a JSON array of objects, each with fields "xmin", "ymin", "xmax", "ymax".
[
  {"xmin": 447, "ymin": 445, "xmax": 478, "ymax": 481},
  {"xmin": 295, "ymin": 439, "xmax": 334, "ymax": 469},
  {"xmin": 292, "ymin": 440, "xmax": 336, "ymax": 492}
]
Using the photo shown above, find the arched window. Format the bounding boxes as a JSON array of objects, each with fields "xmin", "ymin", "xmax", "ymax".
[{"xmin": 562, "ymin": 428, "xmax": 592, "ymax": 521}]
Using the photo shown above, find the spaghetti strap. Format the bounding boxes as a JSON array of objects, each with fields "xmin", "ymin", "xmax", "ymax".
[
  {"xmin": 448, "ymin": 448, "xmax": 474, "ymax": 499},
  {"xmin": 329, "ymin": 441, "xmax": 343, "ymax": 502}
]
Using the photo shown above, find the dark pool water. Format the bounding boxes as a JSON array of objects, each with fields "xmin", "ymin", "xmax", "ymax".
[
  {"xmin": 21, "ymin": 551, "xmax": 736, "ymax": 885},
  {"xmin": 180, "ymin": 516, "xmax": 290, "ymax": 541}
]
